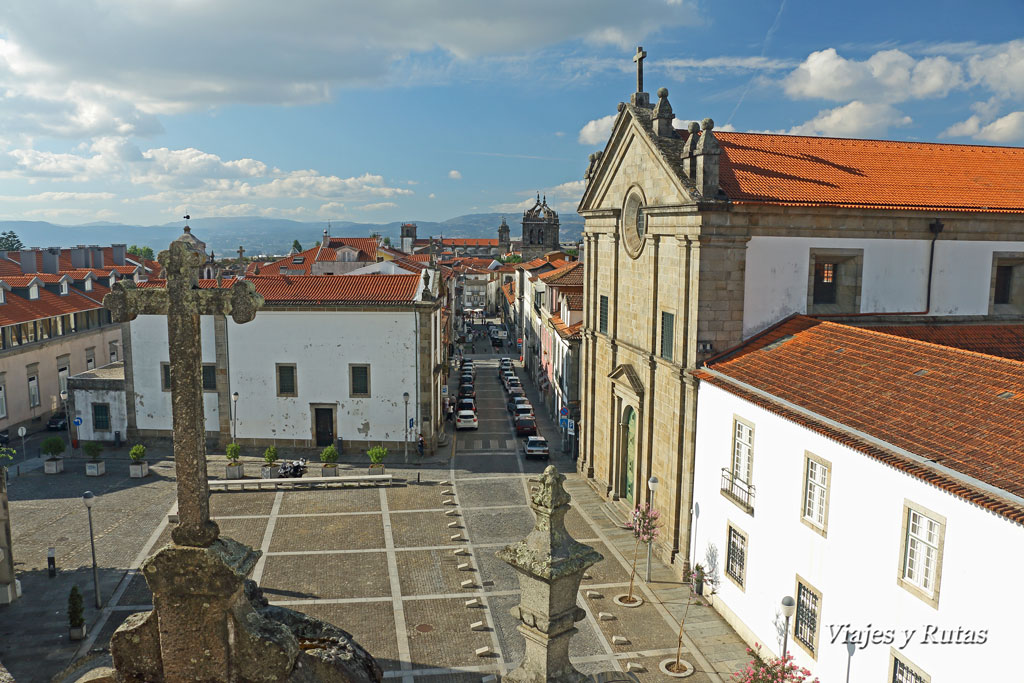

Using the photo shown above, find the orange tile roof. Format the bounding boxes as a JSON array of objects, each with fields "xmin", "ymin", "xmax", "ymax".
[
  {"xmin": 322, "ymin": 236, "xmax": 380, "ymax": 259},
  {"xmin": 861, "ymin": 323, "xmax": 1024, "ymax": 361},
  {"xmin": 564, "ymin": 291, "xmax": 583, "ymax": 310},
  {"xmin": 0, "ymin": 286, "xmax": 101, "ymax": 326},
  {"xmin": 538, "ymin": 261, "xmax": 584, "ymax": 286},
  {"xmin": 697, "ymin": 315, "xmax": 1024, "ymax": 522},
  {"xmin": 141, "ymin": 275, "xmax": 420, "ymax": 305},
  {"xmin": 501, "ymin": 282, "xmax": 515, "ymax": 306},
  {"xmin": 549, "ymin": 313, "xmax": 583, "ymax": 341},
  {"xmin": 714, "ymin": 132, "xmax": 1024, "ymax": 213}
]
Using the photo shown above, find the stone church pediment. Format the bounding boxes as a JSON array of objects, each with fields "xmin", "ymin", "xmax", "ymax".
[
  {"xmin": 607, "ymin": 363, "xmax": 644, "ymax": 397},
  {"xmin": 578, "ymin": 105, "xmax": 699, "ymax": 215}
]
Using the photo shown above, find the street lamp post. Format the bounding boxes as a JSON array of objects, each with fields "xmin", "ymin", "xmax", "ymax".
[
  {"xmin": 231, "ymin": 392, "xmax": 239, "ymax": 443},
  {"xmin": 781, "ymin": 595, "xmax": 796, "ymax": 660},
  {"xmin": 403, "ymin": 392, "xmax": 410, "ymax": 465},
  {"xmin": 645, "ymin": 475, "xmax": 659, "ymax": 582},
  {"xmin": 59, "ymin": 389, "xmax": 74, "ymax": 456},
  {"xmin": 82, "ymin": 491, "xmax": 101, "ymax": 608}
]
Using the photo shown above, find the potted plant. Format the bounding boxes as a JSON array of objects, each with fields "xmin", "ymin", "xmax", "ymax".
[
  {"xmin": 367, "ymin": 445, "xmax": 388, "ymax": 474},
  {"xmin": 319, "ymin": 444, "xmax": 339, "ymax": 476},
  {"xmin": 129, "ymin": 444, "xmax": 148, "ymax": 478},
  {"xmin": 261, "ymin": 446, "xmax": 278, "ymax": 479},
  {"xmin": 225, "ymin": 443, "xmax": 243, "ymax": 479},
  {"xmin": 68, "ymin": 586, "xmax": 86, "ymax": 640},
  {"xmin": 83, "ymin": 441, "xmax": 105, "ymax": 476},
  {"xmin": 615, "ymin": 502, "xmax": 659, "ymax": 607},
  {"xmin": 41, "ymin": 436, "xmax": 66, "ymax": 474},
  {"xmin": 689, "ymin": 563, "xmax": 706, "ymax": 596}
]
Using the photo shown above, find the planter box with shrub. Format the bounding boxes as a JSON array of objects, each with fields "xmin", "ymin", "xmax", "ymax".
[
  {"xmin": 262, "ymin": 445, "xmax": 278, "ymax": 479},
  {"xmin": 83, "ymin": 442, "xmax": 105, "ymax": 477},
  {"xmin": 129, "ymin": 444, "xmax": 149, "ymax": 478},
  {"xmin": 41, "ymin": 436, "xmax": 66, "ymax": 475},
  {"xmin": 225, "ymin": 443, "xmax": 243, "ymax": 479},
  {"xmin": 367, "ymin": 445, "xmax": 388, "ymax": 475},
  {"xmin": 319, "ymin": 444, "xmax": 339, "ymax": 476},
  {"xmin": 68, "ymin": 586, "xmax": 86, "ymax": 640}
]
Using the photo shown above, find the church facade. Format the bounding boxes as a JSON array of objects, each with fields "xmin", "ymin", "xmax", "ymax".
[
  {"xmin": 519, "ymin": 194, "xmax": 561, "ymax": 261},
  {"xmin": 577, "ymin": 75, "xmax": 1024, "ymax": 578}
]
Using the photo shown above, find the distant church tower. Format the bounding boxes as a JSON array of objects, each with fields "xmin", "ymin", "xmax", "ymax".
[
  {"xmin": 497, "ymin": 217, "xmax": 511, "ymax": 256},
  {"xmin": 520, "ymin": 193, "xmax": 560, "ymax": 260},
  {"xmin": 400, "ymin": 222, "xmax": 417, "ymax": 253}
]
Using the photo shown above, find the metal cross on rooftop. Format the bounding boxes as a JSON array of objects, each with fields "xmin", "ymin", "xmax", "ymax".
[
  {"xmin": 104, "ymin": 229, "xmax": 264, "ymax": 547},
  {"xmin": 633, "ymin": 46, "xmax": 647, "ymax": 93}
]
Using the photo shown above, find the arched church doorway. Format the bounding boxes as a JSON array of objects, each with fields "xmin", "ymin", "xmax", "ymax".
[{"xmin": 623, "ymin": 406, "xmax": 637, "ymax": 505}]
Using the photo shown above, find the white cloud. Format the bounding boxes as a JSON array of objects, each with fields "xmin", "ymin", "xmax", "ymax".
[
  {"xmin": 941, "ymin": 115, "xmax": 981, "ymax": 138},
  {"xmin": 357, "ymin": 202, "xmax": 397, "ymax": 211},
  {"xmin": 428, "ymin": 193, "xmax": 436, "ymax": 199},
  {"xmin": 966, "ymin": 40, "xmax": 1024, "ymax": 99},
  {"xmin": 662, "ymin": 56, "xmax": 796, "ymax": 71},
  {"xmin": 0, "ymin": 191, "xmax": 115, "ymax": 202},
  {"xmin": 975, "ymin": 112, "xmax": 1024, "ymax": 143},
  {"xmin": 782, "ymin": 101, "xmax": 912, "ymax": 137},
  {"xmin": 448, "ymin": 169, "xmax": 462, "ymax": 180},
  {"xmin": 0, "ymin": 1, "xmax": 700, "ymax": 140},
  {"xmin": 783, "ymin": 48, "xmax": 963, "ymax": 103},
  {"xmin": 578, "ymin": 114, "xmax": 616, "ymax": 145}
]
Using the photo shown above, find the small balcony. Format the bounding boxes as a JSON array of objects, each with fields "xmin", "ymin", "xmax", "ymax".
[{"xmin": 720, "ymin": 468, "xmax": 755, "ymax": 515}]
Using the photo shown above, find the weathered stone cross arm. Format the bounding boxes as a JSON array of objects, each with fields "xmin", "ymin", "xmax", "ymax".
[{"xmin": 104, "ymin": 273, "xmax": 264, "ymax": 323}]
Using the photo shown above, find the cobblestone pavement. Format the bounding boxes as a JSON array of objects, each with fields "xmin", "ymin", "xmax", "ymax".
[{"xmin": 4, "ymin": 342, "xmax": 751, "ymax": 682}]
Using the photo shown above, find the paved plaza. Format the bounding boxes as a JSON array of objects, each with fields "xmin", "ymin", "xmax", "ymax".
[{"xmin": 1, "ymin": 350, "xmax": 751, "ymax": 682}]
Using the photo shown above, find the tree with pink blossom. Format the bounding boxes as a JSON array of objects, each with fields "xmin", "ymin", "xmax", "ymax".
[
  {"xmin": 732, "ymin": 644, "xmax": 819, "ymax": 683},
  {"xmin": 622, "ymin": 503, "xmax": 659, "ymax": 604}
]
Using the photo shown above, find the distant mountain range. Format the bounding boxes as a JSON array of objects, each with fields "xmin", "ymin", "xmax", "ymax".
[{"xmin": 3, "ymin": 213, "xmax": 585, "ymax": 258}]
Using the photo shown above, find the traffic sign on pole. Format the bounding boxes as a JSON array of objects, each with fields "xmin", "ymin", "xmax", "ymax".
[
  {"xmin": 559, "ymin": 417, "xmax": 569, "ymax": 428},
  {"xmin": 73, "ymin": 417, "xmax": 83, "ymax": 426},
  {"xmin": 559, "ymin": 406, "xmax": 568, "ymax": 417},
  {"xmin": 567, "ymin": 419, "xmax": 575, "ymax": 436}
]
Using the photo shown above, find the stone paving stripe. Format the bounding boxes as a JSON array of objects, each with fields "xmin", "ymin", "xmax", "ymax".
[
  {"xmin": 450, "ymin": 533, "xmax": 464, "ymax": 541},
  {"xmin": 441, "ymin": 489, "xmax": 454, "ymax": 495},
  {"xmin": 569, "ymin": 491, "xmax": 724, "ymax": 682},
  {"xmin": 378, "ymin": 648, "xmax": 684, "ymax": 679},
  {"xmin": 270, "ymin": 596, "xmax": 393, "ymax": 606},
  {"xmin": 443, "ymin": 499, "xmax": 458, "ymax": 506},
  {"xmin": 459, "ymin": 579, "xmax": 475, "ymax": 588},
  {"xmin": 444, "ymin": 509, "xmax": 459, "ymax": 517},
  {"xmin": 465, "ymin": 598, "xmax": 481, "ymax": 607},
  {"xmin": 475, "ymin": 646, "xmax": 491, "ymax": 657},
  {"xmin": 250, "ymin": 490, "xmax": 283, "ymax": 585},
  {"xmin": 470, "ymin": 621, "xmax": 487, "ymax": 631},
  {"xmin": 379, "ymin": 486, "xmax": 413, "ymax": 672},
  {"xmin": 456, "ymin": 562, "xmax": 472, "ymax": 571},
  {"xmin": 447, "ymin": 521, "xmax": 460, "ymax": 528},
  {"xmin": 453, "ymin": 548, "xmax": 470, "ymax": 556},
  {"xmin": 439, "ymin": 480, "xmax": 451, "ymax": 485}
]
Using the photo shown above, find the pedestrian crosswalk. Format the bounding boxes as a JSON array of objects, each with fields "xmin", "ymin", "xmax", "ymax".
[{"xmin": 460, "ymin": 438, "xmax": 519, "ymax": 451}]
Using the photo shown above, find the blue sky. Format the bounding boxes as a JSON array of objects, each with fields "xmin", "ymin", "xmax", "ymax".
[{"xmin": 0, "ymin": 0, "xmax": 1021, "ymax": 226}]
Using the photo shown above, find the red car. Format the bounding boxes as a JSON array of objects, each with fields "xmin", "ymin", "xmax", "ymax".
[{"xmin": 514, "ymin": 417, "xmax": 537, "ymax": 436}]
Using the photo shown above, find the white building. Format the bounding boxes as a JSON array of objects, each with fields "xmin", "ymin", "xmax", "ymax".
[
  {"xmin": 125, "ymin": 272, "xmax": 445, "ymax": 453},
  {"xmin": 68, "ymin": 361, "xmax": 127, "ymax": 443},
  {"xmin": 690, "ymin": 316, "xmax": 1024, "ymax": 682}
]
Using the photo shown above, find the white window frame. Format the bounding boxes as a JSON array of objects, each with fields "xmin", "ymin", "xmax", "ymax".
[
  {"xmin": 60, "ymin": 281, "xmax": 69, "ymax": 295},
  {"xmin": 725, "ymin": 523, "xmax": 747, "ymax": 590},
  {"xmin": 793, "ymin": 575, "xmax": 822, "ymax": 659},
  {"xmin": 801, "ymin": 452, "xmax": 831, "ymax": 537},
  {"xmin": 58, "ymin": 366, "xmax": 70, "ymax": 394},
  {"xmin": 732, "ymin": 418, "xmax": 753, "ymax": 484},
  {"xmin": 27, "ymin": 374, "xmax": 40, "ymax": 408},
  {"xmin": 899, "ymin": 501, "xmax": 946, "ymax": 608},
  {"xmin": 28, "ymin": 283, "xmax": 39, "ymax": 300}
]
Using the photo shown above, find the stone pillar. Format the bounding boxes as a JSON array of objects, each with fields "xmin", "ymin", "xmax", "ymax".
[
  {"xmin": 0, "ymin": 470, "xmax": 17, "ymax": 604},
  {"xmin": 498, "ymin": 466, "xmax": 602, "ymax": 683}
]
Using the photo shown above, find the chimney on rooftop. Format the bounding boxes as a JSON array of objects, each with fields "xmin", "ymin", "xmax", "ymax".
[
  {"xmin": 89, "ymin": 245, "xmax": 104, "ymax": 269},
  {"xmin": 71, "ymin": 246, "xmax": 88, "ymax": 269},
  {"xmin": 19, "ymin": 249, "xmax": 38, "ymax": 274},
  {"xmin": 111, "ymin": 244, "xmax": 126, "ymax": 266},
  {"xmin": 42, "ymin": 248, "xmax": 60, "ymax": 274}
]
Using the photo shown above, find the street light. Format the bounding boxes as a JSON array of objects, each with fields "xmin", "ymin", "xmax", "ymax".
[
  {"xmin": 403, "ymin": 392, "xmax": 410, "ymax": 464},
  {"xmin": 645, "ymin": 475, "xmax": 659, "ymax": 582},
  {"xmin": 59, "ymin": 389, "xmax": 74, "ymax": 457},
  {"xmin": 82, "ymin": 491, "xmax": 101, "ymax": 608},
  {"xmin": 781, "ymin": 595, "xmax": 796, "ymax": 660},
  {"xmin": 231, "ymin": 392, "xmax": 239, "ymax": 443}
]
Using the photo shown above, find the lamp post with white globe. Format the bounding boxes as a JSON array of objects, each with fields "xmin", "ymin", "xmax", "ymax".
[
  {"xmin": 781, "ymin": 595, "xmax": 796, "ymax": 660},
  {"xmin": 82, "ymin": 491, "xmax": 101, "ymax": 608},
  {"xmin": 645, "ymin": 475, "xmax": 659, "ymax": 582}
]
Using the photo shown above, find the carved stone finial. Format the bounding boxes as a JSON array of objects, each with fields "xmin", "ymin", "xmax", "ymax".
[
  {"xmin": 702, "ymin": 117, "xmax": 715, "ymax": 132},
  {"xmin": 657, "ymin": 87, "xmax": 668, "ymax": 98},
  {"xmin": 652, "ymin": 87, "xmax": 675, "ymax": 137},
  {"xmin": 688, "ymin": 121, "xmax": 700, "ymax": 133}
]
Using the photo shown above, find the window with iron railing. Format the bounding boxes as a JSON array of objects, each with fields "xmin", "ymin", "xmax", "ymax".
[{"xmin": 720, "ymin": 468, "xmax": 756, "ymax": 513}]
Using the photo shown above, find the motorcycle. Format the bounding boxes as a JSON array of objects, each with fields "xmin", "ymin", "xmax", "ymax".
[{"xmin": 277, "ymin": 459, "xmax": 308, "ymax": 478}]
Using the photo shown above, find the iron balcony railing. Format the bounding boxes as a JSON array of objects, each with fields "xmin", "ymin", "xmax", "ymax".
[{"xmin": 720, "ymin": 468, "xmax": 755, "ymax": 513}]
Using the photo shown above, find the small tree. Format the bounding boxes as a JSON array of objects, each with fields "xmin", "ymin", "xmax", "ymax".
[
  {"xmin": 263, "ymin": 445, "xmax": 278, "ymax": 465},
  {"xmin": 319, "ymin": 444, "xmax": 338, "ymax": 465},
  {"xmin": 0, "ymin": 446, "xmax": 13, "ymax": 465},
  {"xmin": 68, "ymin": 586, "xmax": 85, "ymax": 629},
  {"xmin": 0, "ymin": 230, "xmax": 24, "ymax": 251},
  {"xmin": 41, "ymin": 436, "xmax": 66, "ymax": 460},
  {"xmin": 292, "ymin": 239, "xmax": 302, "ymax": 252},
  {"xmin": 367, "ymin": 445, "xmax": 387, "ymax": 466},
  {"xmin": 128, "ymin": 245, "xmax": 155, "ymax": 260},
  {"xmin": 129, "ymin": 444, "xmax": 147, "ymax": 462},
  {"xmin": 732, "ymin": 645, "xmax": 819, "ymax": 683},
  {"xmin": 83, "ymin": 441, "xmax": 104, "ymax": 462},
  {"xmin": 624, "ymin": 503, "xmax": 659, "ymax": 603},
  {"xmin": 226, "ymin": 443, "xmax": 241, "ymax": 463}
]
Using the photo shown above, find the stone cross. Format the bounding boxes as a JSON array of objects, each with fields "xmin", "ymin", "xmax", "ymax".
[
  {"xmin": 633, "ymin": 46, "xmax": 647, "ymax": 93},
  {"xmin": 498, "ymin": 466, "xmax": 602, "ymax": 682},
  {"xmin": 104, "ymin": 228, "xmax": 264, "ymax": 548},
  {"xmin": 237, "ymin": 245, "xmax": 245, "ymax": 261}
]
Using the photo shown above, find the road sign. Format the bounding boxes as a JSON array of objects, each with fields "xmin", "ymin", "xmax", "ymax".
[
  {"xmin": 441, "ymin": 385, "xmax": 448, "ymax": 396},
  {"xmin": 568, "ymin": 419, "xmax": 575, "ymax": 436},
  {"xmin": 559, "ymin": 417, "xmax": 569, "ymax": 428},
  {"xmin": 559, "ymin": 406, "xmax": 569, "ymax": 417},
  {"xmin": 73, "ymin": 417, "xmax": 83, "ymax": 426},
  {"xmin": 409, "ymin": 418, "xmax": 415, "ymax": 428},
  {"xmin": 17, "ymin": 426, "xmax": 26, "ymax": 437}
]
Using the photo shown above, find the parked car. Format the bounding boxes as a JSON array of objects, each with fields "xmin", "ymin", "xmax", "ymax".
[
  {"xmin": 455, "ymin": 411, "xmax": 479, "ymax": 430},
  {"xmin": 507, "ymin": 386, "xmax": 526, "ymax": 402},
  {"xmin": 459, "ymin": 373, "xmax": 474, "ymax": 386},
  {"xmin": 458, "ymin": 383, "xmax": 476, "ymax": 399},
  {"xmin": 507, "ymin": 395, "xmax": 531, "ymax": 412},
  {"xmin": 523, "ymin": 436, "xmax": 549, "ymax": 459},
  {"xmin": 513, "ymin": 405, "xmax": 535, "ymax": 421},
  {"xmin": 501, "ymin": 371, "xmax": 516, "ymax": 387},
  {"xmin": 514, "ymin": 417, "xmax": 537, "ymax": 436},
  {"xmin": 47, "ymin": 412, "xmax": 68, "ymax": 431},
  {"xmin": 506, "ymin": 378, "xmax": 522, "ymax": 392},
  {"xmin": 457, "ymin": 398, "xmax": 476, "ymax": 414}
]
